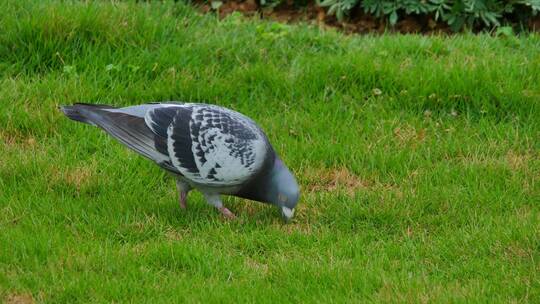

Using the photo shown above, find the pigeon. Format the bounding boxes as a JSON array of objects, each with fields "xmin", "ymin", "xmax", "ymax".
[{"xmin": 60, "ymin": 102, "xmax": 300, "ymax": 221}]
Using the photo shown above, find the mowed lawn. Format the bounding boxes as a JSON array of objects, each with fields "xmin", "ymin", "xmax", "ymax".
[{"xmin": 1, "ymin": 0, "xmax": 540, "ymax": 302}]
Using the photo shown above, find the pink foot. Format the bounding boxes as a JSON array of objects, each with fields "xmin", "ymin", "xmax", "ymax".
[
  {"xmin": 179, "ymin": 192, "xmax": 187, "ymax": 209},
  {"xmin": 219, "ymin": 207, "xmax": 236, "ymax": 219}
]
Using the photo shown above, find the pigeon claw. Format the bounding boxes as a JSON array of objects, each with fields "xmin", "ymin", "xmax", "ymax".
[{"xmin": 219, "ymin": 207, "xmax": 236, "ymax": 219}]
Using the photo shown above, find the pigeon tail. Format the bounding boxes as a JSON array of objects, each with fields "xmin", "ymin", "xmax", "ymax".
[
  {"xmin": 60, "ymin": 103, "xmax": 116, "ymax": 125},
  {"xmin": 60, "ymin": 103, "xmax": 171, "ymax": 166}
]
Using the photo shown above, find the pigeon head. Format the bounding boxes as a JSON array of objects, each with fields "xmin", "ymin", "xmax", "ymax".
[
  {"xmin": 268, "ymin": 158, "xmax": 300, "ymax": 222},
  {"xmin": 234, "ymin": 155, "xmax": 300, "ymax": 221}
]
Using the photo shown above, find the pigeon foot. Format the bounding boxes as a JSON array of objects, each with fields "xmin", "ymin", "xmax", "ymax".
[
  {"xmin": 219, "ymin": 207, "xmax": 236, "ymax": 219},
  {"xmin": 179, "ymin": 192, "xmax": 187, "ymax": 209}
]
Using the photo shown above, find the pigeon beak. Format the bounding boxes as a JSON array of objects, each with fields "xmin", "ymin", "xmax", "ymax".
[{"xmin": 281, "ymin": 207, "xmax": 295, "ymax": 222}]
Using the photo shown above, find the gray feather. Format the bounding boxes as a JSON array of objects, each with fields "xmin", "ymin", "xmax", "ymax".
[{"xmin": 61, "ymin": 104, "xmax": 174, "ymax": 171}]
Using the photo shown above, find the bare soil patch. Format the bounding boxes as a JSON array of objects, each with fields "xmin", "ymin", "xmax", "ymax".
[
  {"xmin": 5, "ymin": 293, "xmax": 34, "ymax": 304},
  {"xmin": 303, "ymin": 167, "xmax": 367, "ymax": 196}
]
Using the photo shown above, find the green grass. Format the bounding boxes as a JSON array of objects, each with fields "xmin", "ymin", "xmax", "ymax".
[{"xmin": 1, "ymin": 0, "xmax": 540, "ymax": 302}]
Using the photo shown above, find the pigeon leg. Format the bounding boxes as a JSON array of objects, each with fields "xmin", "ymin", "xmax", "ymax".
[
  {"xmin": 202, "ymin": 193, "xmax": 236, "ymax": 219},
  {"xmin": 176, "ymin": 180, "xmax": 191, "ymax": 209}
]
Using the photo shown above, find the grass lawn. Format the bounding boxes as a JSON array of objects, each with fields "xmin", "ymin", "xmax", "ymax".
[{"xmin": 1, "ymin": 0, "xmax": 540, "ymax": 302}]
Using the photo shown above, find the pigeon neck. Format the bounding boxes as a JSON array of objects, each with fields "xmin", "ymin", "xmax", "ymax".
[{"xmin": 234, "ymin": 152, "xmax": 278, "ymax": 204}]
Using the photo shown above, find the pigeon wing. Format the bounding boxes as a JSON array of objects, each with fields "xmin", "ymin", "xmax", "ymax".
[{"xmin": 145, "ymin": 104, "xmax": 270, "ymax": 186}]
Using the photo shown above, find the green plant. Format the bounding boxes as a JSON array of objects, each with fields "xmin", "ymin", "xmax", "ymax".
[
  {"xmin": 319, "ymin": 0, "xmax": 540, "ymax": 31},
  {"xmin": 319, "ymin": 0, "xmax": 357, "ymax": 21}
]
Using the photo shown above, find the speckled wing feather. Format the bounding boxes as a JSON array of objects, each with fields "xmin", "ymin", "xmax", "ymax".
[{"xmin": 145, "ymin": 104, "xmax": 270, "ymax": 186}]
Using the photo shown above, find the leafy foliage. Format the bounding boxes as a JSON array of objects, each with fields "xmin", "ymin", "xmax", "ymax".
[{"xmin": 317, "ymin": 0, "xmax": 540, "ymax": 31}]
